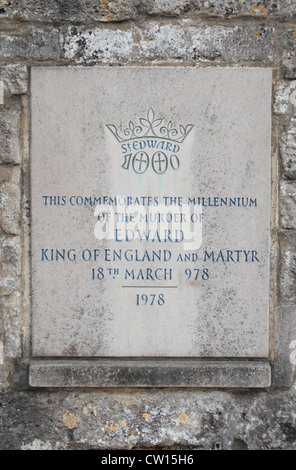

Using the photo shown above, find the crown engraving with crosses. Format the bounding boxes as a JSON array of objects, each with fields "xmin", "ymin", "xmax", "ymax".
[{"xmin": 106, "ymin": 108, "xmax": 194, "ymax": 175}]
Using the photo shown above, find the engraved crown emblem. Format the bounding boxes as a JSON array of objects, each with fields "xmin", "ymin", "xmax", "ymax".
[{"xmin": 106, "ymin": 107, "xmax": 194, "ymax": 144}]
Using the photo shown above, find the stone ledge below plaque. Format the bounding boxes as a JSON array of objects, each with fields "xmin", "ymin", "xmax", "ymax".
[{"xmin": 29, "ymin": 359, "xmax": 271, "ymax": 388}]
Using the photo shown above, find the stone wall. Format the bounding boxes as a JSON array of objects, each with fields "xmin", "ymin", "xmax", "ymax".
[{"xmin": 1, "ymin": 0, "xmax": 296, "ymax": 450}]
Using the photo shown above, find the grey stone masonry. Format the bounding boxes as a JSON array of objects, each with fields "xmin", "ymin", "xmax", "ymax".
[
  {"xmin": 281, "ymin": 114, "xmax": 296, "ymax": 179},
  {"xmin": 0, "ymin": 120, "xmax": 11, "ymax": 164},
  {"xmin": 274, "ymin": 81, "xmax": 293, "ymax": 116},
  {"xmin": 2, "ymin": 387, "xmax": 296, "ymax": 450},
  {"xmin": 63, "ymin": 23, "xmax": 274, "ymax": 64},
  {"xmin": 0, "ymin": 293, "xmax": 21, "ymax": 360},
  {"xmin": 0, "ymin": 107, "xmax": 21, "ymax": 166},
  {"xmin": 281, "ymin": 181, "xmax": 296, "ymax": 229},
  {"xmin": 0, "ymin": 30, "xmax": 60, "ymax": 62},
  {"xmin": 280, "ymin": 232, "xmax": 296, "ymax": 305},
  {"xmin": 0, "ymin": 65, "xmax": 28, "ymax": 96},
  {"xmin": 0, "ymin": 166, "xmax": 21, "ymax": 235},
  {"xmin": 281, "ymin": 29, "xmax": 296, "ymax": 79},
  {"xmin": 0, "ymin": 235, "xmax": 21, "ymax": 297},
  {"xmin": 0, "ymin": 0, "xmax": 138, "ymax": 22},
  {"xmin": 273, "ymin": 306, "xmax": 296, "ymax": 388},
  {"xmin": 147, "ymin": 1, "xmax": 296, "ymax": 18},
  {"xmin": 0, "ymin": 0, "xmax": 295, "ymax": 22}
]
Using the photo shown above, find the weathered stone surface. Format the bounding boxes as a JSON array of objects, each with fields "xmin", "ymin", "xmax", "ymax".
[
  {"xmin": 0, "ymin": 0, "xmax": 295, "ymax": 21},
  {"xmin": 0, "ymin": 236, "xmax": 21, "ymax": 296},
  {"xmin": 0, "ymin": 293, "xmax": 21, "ymax": 360},
  {"xmin": 29, "ymin": 359, "xmax": 271, "ymax": 388},
  {"xmin": 202, "ymin": 1, "xmax": 296, "ymax": 18},
  {"xmin": 281, "ymin": 115, "xmax": 296, "ymax": 179},
  {"xmin": 281, "ymin": 29, "xmax": 296, "ymax": 79},
  {"xmin": 0, "ymin": 82, "xmax": 3, "ymax": 106},
  {"xmin": 1, "ymin": 388, "xmax": 296, "ymax": 450},
  {"xmin": 190, "ymin": 25, "xmax": 273, "ymax": 62},
  {"xmin": 0, "ymin": 388, "xmax": 235, "ymax": 450},
  {"xmin": 0, "ymin": 311, "xmax": 3, "ymax": 369},
  {"xmin": 146, "ymin": 1, "xmax": 296, "ymax": 18},
  {"xmin": 281, "ymin": 181, "xmax": 296, "ymax": 229},
  {"xmin": 274, "ymin": 81, "xmax": 293, "ymax": 115},
  {"xmin": 0, "ymin": 0, "xmax": 138, "ymax": 22},
  {"xmin": 231, "ymin": 393, "xmax": 296, "ymax": 449},
  {"xmin": 273, "ymin": 305, "xmax": 296, "ymax": 388},
  {"xmin": 2, "ymin": 0, "xmax": 138, "ymax": 22},
  {"xmin": 63, "ymin": 23, "xmax": 273, "ymax": 64},
  {"xmin": 0, "ymin": 65, "xmax": 28, "ymax": 96},
  {"xmin": 0, "ymin": 121, "xmax": 10, "ymax": 162},
  {"xmin": 0, "ymin": 109, "xmax": 21, "ymax": 165},
  {"xmin": 0, "ymin": 166, "xmax": 21, "ymax": 234},
  {"xmin": 146, "ymin": 0, "xmax": 200, "ymax": 16},
  {"xmin": 0, "ymin": 30, "xmax": 59, "ymax": 61},
  {"xmin": 279, "ymin": 231, "xmax": 296, "ymax": 304}
]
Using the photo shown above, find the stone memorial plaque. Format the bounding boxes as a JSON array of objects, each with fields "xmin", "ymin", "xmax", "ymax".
[{"xmin": 30, "ymin": 67, "xmax": 272, "ymax": 387}]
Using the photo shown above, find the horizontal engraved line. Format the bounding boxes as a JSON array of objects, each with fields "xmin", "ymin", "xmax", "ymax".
[{"xmin": 121, "ymin": 286, "xmax": 178, "ymax": 289}]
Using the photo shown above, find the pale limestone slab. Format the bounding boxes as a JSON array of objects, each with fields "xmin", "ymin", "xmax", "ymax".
[{"xmin": 30, "ymin": 67, "xmax": 272, "ymax": 358}]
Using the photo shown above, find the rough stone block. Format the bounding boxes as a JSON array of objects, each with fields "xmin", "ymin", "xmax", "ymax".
[
  {"xmin": 2, "ymin": 386, "xmax": 296, "ymax": 449},
  {"xmin": 0, "ymin": 293, "xmax": 21, "ymax": 359},
  {"xmin": 0, "ymin": 30, "xmax": 59, "ymax": 61},
  {"xmin": 0, "ymin": 0, "xmax": 295, "ymax": 21},
  {"xmin": 190, "ymin": 25, "xmax": 273, "ymax": 62},
  {"xmin": 0, "ymin": 82, "xmax": 3, "ymax": 106},
  {"xmin": 0, "ymin": 0, "xmax": 137, "ymax": 22},
  {"xmin": 274, "ymin": 81, "xmax": 293, "ymax": 115},
  {"xmin": 0, "ymin": 388, "xmax": 233, "ymax": 449},
  {"xmin": 281, "ymin": 29, "xmax": 296, "ymax": 79},
  {"xmin": 146, "ymin": 0, "xmax": 202, "ymax": 16},
  {"xmin": 0, "ymin": 236, "xmax": 21, "ymax": 296},
  {"xmin": 63, "ymin": 26, "xmax": 134, "ymax": 63},
  {"xmin": 0, "ymin": 166, "xmax": 21, "ymax": 234},
  {"xmin": 0, "ymin": 121, "xmax": 10, "ymax": 163},
  {"xmin": 63, "ymin": 23, "xmax": 273, "ymax": 64},
  {"xmin": 0, "ymin": 327, "xmax": 3, "ymax": 367},
  {"xmin": 279, "ymin": 231, "xmax": 296, "ymax": 304},
  {"xmin": 273, "ymin": 305, "xmax": 296, "ymax": 388},
  {"xmin": 281, "ymin": 115, "xmax": 296, "ymax": 179},
  {"xmin": 0, "ymin": 65, "xmax": 28, "ymax": 96},
  {"xmin": 0, "ymin": 108, "xmax": 21, "ymax": 165},
  {"xmin": 29, "ymin": 359, "xmax": 271, "ymax": 388},
  {"xmin": 207, "ymin": 1, "xmax": 296, "ymax": 18},
  {"xmin": 281, "ymin": 181, "xmax": 296, "ymax": 229},
  {"xmin": 0, "ymin": 366, "xmax": 5, "ymax": 390},
  {"xmin": 147, "ymin": 1, "xmax": 296, "ymax": 18}
]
